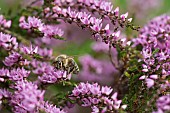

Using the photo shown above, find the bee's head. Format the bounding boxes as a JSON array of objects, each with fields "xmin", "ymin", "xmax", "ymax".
[{"xmin": 52, "ymin": 60, "xmax": 57, "ymax": 66}]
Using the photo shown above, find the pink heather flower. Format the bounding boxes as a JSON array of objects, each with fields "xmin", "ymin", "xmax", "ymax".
[
  {"xmin": 90, "ymin": 23, "xmax": 103, "ymax": 32},
  {"xmin": 141, "ymin": 47, "xmax": 152, "ymax": 59},
  {"xmin": 101, "ymin": 86, "xmax": 113, "ymax": 95},
  {"xmin": 0, "ymin": 89, "xmax": 12, "ymax": 105},
  {"xmin": 140, "ymin": 75, "xmax": 159, "ymax": 88},
  {"xmin": 120, "ymin": 12, "xmax": 128, "ymax": 21},
  {"xmin": 89, "ymin": 83, "xmax": 101, "ymax": 96},
  {"xmin": 114, "ymin": 100, "xmax": 122, "ymax": 109},
  {"xmin": 3, "ymin": 20, "xmax": 12, "ymax": 28},
  {"xmin": 44, "ymin": 7, "xmax": 50, "ymax": 14},
  {"xmin": 113, "ymin": 7, "xmax": 119, "ymax": 17},
  {"xmin": 89, "ymin": 17, "xmax": 102, "ymax": 25},
  {"xmin": 19, "ymin": 59, "xmax": 30, "ymax": 66},
  {"xmin": 89, "ymin": 97, "xmax": 100, "ymax": 105},
  {"xmin": 139, "ymin": 75, "xmax": 146, "ymax": 80},
  {"xmin": 41, "ymin": 25, "xmax": 64, "ymax": 38},
  {"xmin": 38, "ymin": 48, "xmax": 53, "ymax": 57},
  {"xmin": 154, "ymin": 94, "xmax": 170, "ymax": 112},
  {"xmin": 52, "ymin": 6, "xmax": 62, "ymax": 14},
  {"xmin": 0, "ymin": 89, "xmax": 12, "ymax": 99},
  {"xmin": 38, "ymin": 70, "xmax": 71, "ymax": 84},
  {"xmin": 78, "ymin": 12, "xmax": 91, "ymax": 25},
  {"xmin": 19, "ymin": 16, "xmax": 43, "ymax": 29},
  {"xmin": 75, "ymin": 82, "xmax": 89, "ymax": 95},
  {"xmin": 20, "ymin": 44, "xmax": 38, "ymax": 55},
  {"xmin": 145, "ymin": 78, "xmax": 154, "ymax": 88},
  {"xmin": 134, "ymin": 15, "xmax": 170, "ymax": 49},
  {"xmin": 71, "ymin": 82, "xmax": 123, "ymax": 112},
  {"xmin": 104, "ymin": 24, "xmax": 110, "ymax": 36},
  {"xmin": 3, "ymin": 52, "xmax": 21, "ymax": 66},
  {"xmin": 111, "ymin": 92, "xmax": 118, "ymax": 101},
  {"xmin": 0, "ymin": 15, "xmax": 12, "ymax": 28},
  {"xmin": 19, "ymin": 16, "xmax": 25, "ymax": 22},
  {"xmin": 100, "ymin": 1, "xmax": 113, "ymax": 12},
  {"xmin": 81, "ymin": 98, "xmax": 92, "ymax": 107},
  {"xmin": 20, "ymin": 16, "xmax": 64, "ymax": 39},
  {"xmin": 40, "ymin": 101, "xmax": 66, "ymax": 113},
  {"xmin": 0, "ymin": 32, "xmax": 18, "ymax": 50},
  {"xmin": 112, "ymin": 31, "xmax": 121, "ymax": 41},
  {"xmin": 12, "ymin": 80, "xmax": 45, "ymax": 112},
  {"xmin": 0, "ymin": 68, "xmax": 10, "ymax": 82},
  {"xmin": 31, "ymin": 60, "xmax": 54, "ymax": 75},
  {"xmin": 8, "ymin": 68, "xmax": 30, "ymax": 81},
  {"xmin": 128, "ymin": 18, "xmax": 133, "ymax": 23},
  {"xmin": 67, "ymin": 7, "xmax": 78, "ymax": 18},
  {"xmin": 142, "ymin": 64, "xmax": 149, "ymax": 72},
  {"xmin": 150, "ymin": 74, "xmax": 158, "ymax": 79},
  {"xmin": 92, "ymin": 106, "xmax": 99, "ymax": 113},
  {"xmin": 0, "ymin": 15, "xmax": 5, "ymax": 25}
]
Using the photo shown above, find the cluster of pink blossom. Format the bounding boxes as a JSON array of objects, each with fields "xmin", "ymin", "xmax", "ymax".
[
  {"xmin": 133, "ymin": 15, "xmax": 170, "ymax": 112},
  {"xmin": 0, "ymin": 68, "xmax": 30, "ymax": 82},
  {"xmin": 19, "ymin": 16, "xmax": 64, "ymax": 38},
  {"xmin": 0, "ymin": 15, "xmax": 12, "ymax": 28},
  {"xmin": 71, "ymin": 82, "xmax": 127, "ymax": 112},
  {"xmin": 154, "ymin": 94, "xmax": 170, "ymax": 113},
  {"xmin": 0, "ymin": 32, "xmax": 18, "ymax": 51},
  {"xmin": 43, "ymin": 0, "xmax": 135, "ymax": 49},
  {"xmin": 153, "ymin": 81, "xmax": 170, "ymax": 113},
  {"xmin": 53, "ymin": 0, "xmax": 133, "ymax": 29},
  {"xmin": 135, "ymin": 15, "xmax": 170, "ymax": 88},
  {"xmin": 0, "ymin": 13, "xmax": 69, "ymax": 112}
]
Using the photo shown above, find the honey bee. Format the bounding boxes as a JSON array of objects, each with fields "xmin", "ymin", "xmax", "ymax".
[{"xmin": 53, "ymin": 54, "xmax": 79, "ymax": 74}]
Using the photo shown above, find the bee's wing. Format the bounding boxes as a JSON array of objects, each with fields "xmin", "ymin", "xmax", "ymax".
[{"xmin": 66, "ymin": 58, "xmax": 79, "ymax": 74}]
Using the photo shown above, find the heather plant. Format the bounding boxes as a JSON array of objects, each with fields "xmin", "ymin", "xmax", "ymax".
[{"xmin": 0, "ymin": 0, "xmax": 169, "ymax": 113}]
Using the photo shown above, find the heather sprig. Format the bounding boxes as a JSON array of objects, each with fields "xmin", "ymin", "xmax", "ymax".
[
  {"xmin": 135, "ymin": 15, "xmax": 170, "ymax": 88},
  {"xmin": 53, "ymin": 0, "xmax": 138, "ymax": 30},
  {"xmin": 70, "ymin": 82, "xmax": 127, "ymax": 112},
  {"xmin": 19, "ymin": 16, "xmax": 64, "ymax": 39},
  {"xmin": 47, "ymin": 5, "xmax": 131, "ymax": 49}
]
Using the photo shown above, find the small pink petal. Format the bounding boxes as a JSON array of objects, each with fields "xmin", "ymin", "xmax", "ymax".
[
  {"xmin": 142, "ymin": 68, "xmax": 148, "ymax": 72},
  {"xmin": 4, "ymin": 20, "xmax": 12, "ymax": 28},
  {"xmin": 33, "ymin": 46, "xmax": 38, "ymax": 53},
  {"xmin": 121, "ymin": 105, "xmax": 127, "ymax": 109},
  {"xmin": 128, "ymin": 18, "xmax": 132, "ymax": 23},
  {"xmin": 139, "ymin": 75, "xmax": 146, "ymax": 80},
  {"xmin": 146, "ymin": 78, "xmax": 154, "ymax": 88},
  {"xmin": 150, "ymin": 74, "xmax": 158, "ymax": 79},
  {"xmin": 111, "ymin": 92, "xmax": 118, "ymax": 100}
]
